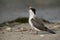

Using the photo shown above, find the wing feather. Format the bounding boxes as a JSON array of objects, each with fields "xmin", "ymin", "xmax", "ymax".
[{"xmin": 31, "ymin": 17, "xmax": 48, "ymax": 31}]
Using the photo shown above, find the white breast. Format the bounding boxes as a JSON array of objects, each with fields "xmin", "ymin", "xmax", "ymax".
[
  {"xmin": 29, "ymin": 18, "xmax": 33, "ymax": 28},
  {"xmin": 28, "ymin": 9, "xmax": 40, "ymax": 31},
  {"xmin": 29, "ymin": 17, "xmax": 40, "ymax": 31}
]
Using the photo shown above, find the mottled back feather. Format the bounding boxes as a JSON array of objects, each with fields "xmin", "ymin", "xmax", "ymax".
[{"xmin": 31, "ymin": 17, "xmax": 48, "ymax": 31}]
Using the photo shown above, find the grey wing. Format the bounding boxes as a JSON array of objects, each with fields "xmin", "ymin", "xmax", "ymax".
[
  {"xmin": 34, "ymin": 16, "xmax": 44, "ymax": 23},
  {"xmin": 31, "ymin": 18, "xmax": 48, "ymax": 31}
]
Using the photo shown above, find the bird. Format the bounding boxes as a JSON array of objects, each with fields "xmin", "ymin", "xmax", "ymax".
[{"xmin": 28, "ymin": 6, "xmax": 56, "ymax": 34}]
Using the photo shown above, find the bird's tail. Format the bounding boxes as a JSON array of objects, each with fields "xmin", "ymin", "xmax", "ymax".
[{"xmin": 46, "ymin": 29, "xmax": 56, "ymax": 34}]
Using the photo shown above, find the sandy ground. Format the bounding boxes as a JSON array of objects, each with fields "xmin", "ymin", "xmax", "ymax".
[{"xmin": 0, "ymin": 23, "xmax": 60, "ymax": 40}]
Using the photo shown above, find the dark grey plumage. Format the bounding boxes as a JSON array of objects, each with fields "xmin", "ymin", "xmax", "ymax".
[
  {"xmin": 29, "ymin": 7, "xmax": 56, "ymax": 34},
  {"xmin": 31, "ymin": 16, "xmax": 56, "ymax": 34}
]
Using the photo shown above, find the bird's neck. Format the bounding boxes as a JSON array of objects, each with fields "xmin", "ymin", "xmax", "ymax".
[{"xmin": 29, "ymin": 10, "xmax": 35, "ymax": 19}]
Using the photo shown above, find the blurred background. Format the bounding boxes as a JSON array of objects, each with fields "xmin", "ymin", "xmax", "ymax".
[
  {"xmin": 0, "ymin": 0, "xmax": 60, "ymax": 23},
  {"xmin": 0, "ymin": 0, "xmax": 60, "ymax": 40}
]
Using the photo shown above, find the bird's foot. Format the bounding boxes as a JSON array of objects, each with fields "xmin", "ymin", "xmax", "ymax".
[{"xmin": 32, "ymin": 31, "xmax": 39, "ymax": 35}]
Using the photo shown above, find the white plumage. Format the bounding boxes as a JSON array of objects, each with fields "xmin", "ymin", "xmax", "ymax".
[
  {"xmin": 29, "ymin": 8, "xmax": 40, "ymax": 31},
  {"xmin": 28, "ymin": 7, "xmax": 56, "ymax": 34}
]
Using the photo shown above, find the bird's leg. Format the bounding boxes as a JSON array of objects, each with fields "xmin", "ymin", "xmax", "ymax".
[
  {"xmin": 36, "ymin": 31, "xmax": 39, "ymax": 34},
  {"xmin": 32, "ymin": 30, "xmax": 39, "ymax": 35}
]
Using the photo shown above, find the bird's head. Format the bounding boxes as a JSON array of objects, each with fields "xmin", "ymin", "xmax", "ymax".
[{"xmin": 29, "ymin": 6, "xmax": 36, "ymax": 14}]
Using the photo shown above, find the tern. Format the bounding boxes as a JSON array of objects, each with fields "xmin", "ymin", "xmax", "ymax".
[{"xmin": 28, "ymin": 7, "xmax": 56, "ymax": 34}]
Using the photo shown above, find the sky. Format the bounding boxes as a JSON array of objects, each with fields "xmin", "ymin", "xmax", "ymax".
[{"xmin": 0, "ymin": 0, "xmax": 60, "ymax": 23}]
